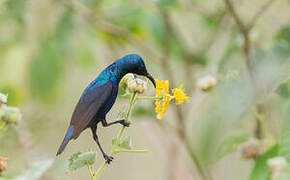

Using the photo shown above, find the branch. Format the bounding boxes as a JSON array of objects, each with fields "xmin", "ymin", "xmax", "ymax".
[
  {"xmin": 223, "ymin": 0, "xmax": 248, "ymax": 35},
  {"xmin": 223, "ymin": 0, "xmax": 277, "ymax": 81},
  {"xmin": 222, "ymin": 1, "xmax": 253, "ymax": 77},
  {"xmin": 247, "ymin": 0, "xmax": 277, "ymax": 30}
]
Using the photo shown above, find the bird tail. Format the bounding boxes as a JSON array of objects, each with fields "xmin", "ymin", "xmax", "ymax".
[{"xmin": 56, "ymin": 125, "xmax": 74, "ymax": 156}]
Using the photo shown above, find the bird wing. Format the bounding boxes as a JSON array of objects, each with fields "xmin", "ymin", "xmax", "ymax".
[{"xmin": 70, "ymin": 80, "xmax": 113, "ymax": 139}]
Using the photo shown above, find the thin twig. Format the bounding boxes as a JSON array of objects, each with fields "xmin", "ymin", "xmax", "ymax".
[
  {"xmin": 137, "ymin": 96, "xmax": 163, "ymax": 100},
  {"xmin": 247, "ymin": 0, "xmax": 277, "ymax": 30},
  {"xmin": 224, "ymin": 0, "xmax": 248, "ymax": 34},
  {"xmin": 86, "ymin": 164, "xmax": 93, "ymax": 179},
  {"xmin": 223, "ymin": 0, "xmax": 254, "ymax": 78},
  {"xmin": 114, "ymin": 149, "xmax": 148, "ymax": 153}
]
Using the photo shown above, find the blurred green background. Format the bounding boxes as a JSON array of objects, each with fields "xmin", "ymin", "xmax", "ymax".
[{"xmin": 0, "ymin": 0, "xmax": 289, "ymax": 179}]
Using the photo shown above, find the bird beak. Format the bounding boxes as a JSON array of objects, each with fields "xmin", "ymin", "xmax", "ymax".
[{"xmin": 145, "ymin": 73, "xmax": 156, "ymax": 88}]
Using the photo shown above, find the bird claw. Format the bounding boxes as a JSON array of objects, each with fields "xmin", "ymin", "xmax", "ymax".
[
  {"xmin": 104, "ymin": 154, "xmax": 114, "ymax": 164},
  {"xmin": 121, "ymin": 120, "xmax": 130, "ymax": 127}
]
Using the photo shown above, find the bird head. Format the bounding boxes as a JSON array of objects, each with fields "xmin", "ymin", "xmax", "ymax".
[{"xmin": 117, "ymin": 54, "xmax": 156, "ymax": 88}]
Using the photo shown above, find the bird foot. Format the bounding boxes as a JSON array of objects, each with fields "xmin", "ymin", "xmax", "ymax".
[
  {"xmin": 104, "ymin": 154, "xmax": 114, "ymax": 164},
  {"xmin": 120, "ymin": 120, "xmax": 130, "ymax": 127}
]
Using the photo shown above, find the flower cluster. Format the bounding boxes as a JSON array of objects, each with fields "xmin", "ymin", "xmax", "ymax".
[
  {"xmin": 120, "ymin": 73, "xmax": 147, "ymax": 94},
  {"xmin": 154, "ymin": 79, "xmax": 189, "ymax": 120},
  {"xmin": 172, "ymin": 85, "xmax": 189, "ymax": 105}
]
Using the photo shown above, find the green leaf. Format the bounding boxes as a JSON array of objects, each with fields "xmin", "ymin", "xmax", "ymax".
[
  {"xmin": 276, "ymin": 25, "xmax": 290, "ymax": 45},
  {"xmin": 274, "ymin": 25, "xmax": 290, "ymax": 58},
  {"xmin": 120, "ymin": 136, "xmax": 132, "ymax": 150},
  {"xmin": 68, "ymin": 152, "xmax": 97, "ymax": 171},
  {"xmin": 250, "ymin": 145, "xmax": 279, "ymax": 180},
  {"xmin": 216, "ymin": 131, "xmax": 250, "ymax": 160},
  {"xmin": 280, "ymin": 103, "xmax": 290, "ymax": 161},
  {"xmin": 112, "ymin": 136, "xmax": 133, "ymax": 149},
  {"xmin": 69, "ymin": 152, "xmax": 82, "ymax": 162},
  {"xmin": 277, "ymin": 81, "xmax": 290, "ymax": 98},
  {"xmin": 13, "ymin": 158, "xmax": 54, "ymax": 180}
]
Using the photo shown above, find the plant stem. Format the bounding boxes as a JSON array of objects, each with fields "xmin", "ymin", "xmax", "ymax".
[
  {"xmin": 136, "ymin": 96, "xmax": 162, "ymax": 100},
  {"xmin": 93, "ymin": 92, "xmax": 137, "ymax": 180},
  {"xmin": 114, "ymin": 149, "xmax": 148, "ymax": 153},
  {"xmin": 86, "ymin": 164, "xmax": 93, "ymax": 179}
]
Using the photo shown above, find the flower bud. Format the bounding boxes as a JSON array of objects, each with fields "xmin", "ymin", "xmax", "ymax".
[
  {"xmin": 0, "ymin": 93, "xmax": 7, "ymax": 105},
  {"xmin": 240, "ymin": 138, "xmax": 261, "ymax": 160},
  {"xmin": 128, "ymin": 78, "xmax": 147, "ymax": 94},
  {"xmin": 3, "ymin": 107, "xmax": 21, "ymax": 124},
  {"xmin": 119, "ymin": 73, "xmax": 135, "ymax": 91},
  {"xmin": 267, "ymin": 157, "xmax": 287, "ymax": 179},
  {"xmin": 197, "ymin": 75, "xmax": 216, "ymax": 91},
  {"xmin": 0, "ymin": 157, "xmax": 8, "ymax": 173}
]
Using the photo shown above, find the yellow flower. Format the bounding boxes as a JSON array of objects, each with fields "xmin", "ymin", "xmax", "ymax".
[
  {"xmin": 155, "ymin": 94, "xmax": 172, "ymax": 120},
  {"xmin": 155, "ymin": 79, "xmax": 169, "ymax": 96},
  {"xmin": 154, "ymin": 79, "xmax": 173, "ymax": 120},
  {"xmin": 154, "ymin": 80, "xmax": 189, "ymax": 119},
  {"xmin": 171, "ymin": 85, "xmax": 190, "ymax": 104}
]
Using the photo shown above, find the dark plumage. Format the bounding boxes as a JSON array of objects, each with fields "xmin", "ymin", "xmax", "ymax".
[{"xmin": 56, "ymin": 54, "xmax": 155, "ymax": 163}]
